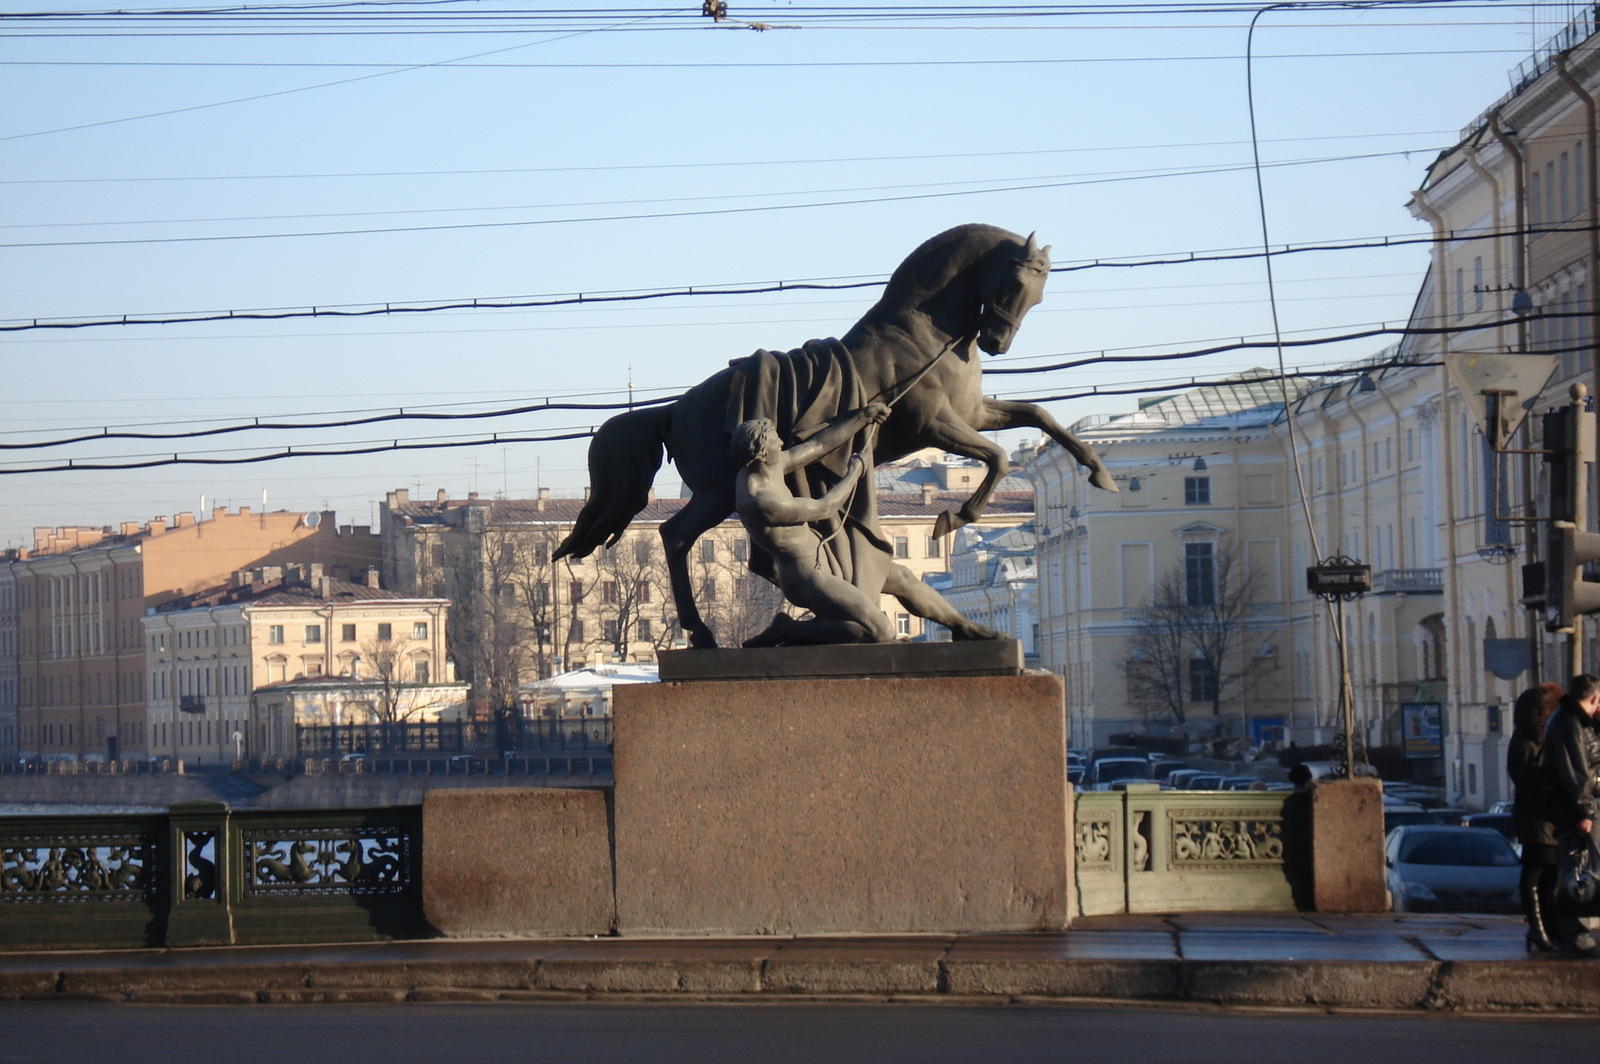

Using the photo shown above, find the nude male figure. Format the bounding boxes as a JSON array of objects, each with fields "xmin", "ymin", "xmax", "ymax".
[{"xmin": 733, "ymin": 403, "xmax": 896, "ymax": 646}]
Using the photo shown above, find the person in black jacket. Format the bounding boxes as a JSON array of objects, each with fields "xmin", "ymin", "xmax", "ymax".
[
  {"xmin": 1544, "ymin": 673, "xmax": 1600, "ymax": 958},
  {"xmin": 1508, "ymin": 683, "xmax": 1563, "ymax": 951}
]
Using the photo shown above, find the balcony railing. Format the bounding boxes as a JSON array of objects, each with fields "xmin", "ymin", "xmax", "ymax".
[{"xmin": 1373, "ymin": 568, "xmax": 1444, "ymax": 595}]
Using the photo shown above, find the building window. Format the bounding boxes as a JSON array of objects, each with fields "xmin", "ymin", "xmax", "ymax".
[
  {"xmin": 569, "ymin": 580, "xmax": 585, "ymax": 604},
  {"xmin": 305, "ymin": 625, "xmax": 322, "ymax": 644},
  {"xmin": 604, "ymin": 620, "xmax": 620, "ymax": 644},
  {"xmin": 700, "ymin": 540, "xmax": 716, "ymax": 563},
  {"xmin": 1184, "ymin": 477, "xmax": 1211, "ymax": 505},
  {"xmin": 894, "ymin": 536, "xmax": 909, "ymax": 559},
  {"xmin": 377, "ymin": 623, "xmax": 392, "ymax": 642},
  {"xmin": 413, "ymin": 622, "xmax": 428, "ymax": 639},
  {"xmin": 570, "ymin": 620, "xmax": 585, "ymax": 642},
  {"xmin": 603, "ymin": 581, "xmax": 618, "ymax": 605},
  {"xmin": 700, "ymin": 578, "xmax": 718, "ymax": 602},
  {"xmin": 896, "ymin": 613, "xmax": 912, "ymax": 637},
  {"xmin": 640, "ymin": 581, "xmax": 651, "ymax": 604},
  {"xmin": 1189, "ymin": 658, "xmax": 1217, "ymax": 703},
  {"xmin": 414, "ymin": 660, "xmax": 430, "ymax": 684},
  {"xmin": 734, "ymin": 538, "xmax": 749, "ymax": 562},
  {"xmin": 341, "ymin": 624, "xmax": 356, "ymax": 643},
  {"xmin": 1185, "ymin": 542, "xmax": 1216, "ymax": 606},
  {"xmin": 638, "ymin": 618, "xmax": 653, "ymax": 641},
  {"xmin": 926, "ymin": 536, "xmax": 941, "ymax": 558},
  {"xmin": 268, "ymin": 625, "xmax": 284, "ymax": 645}
]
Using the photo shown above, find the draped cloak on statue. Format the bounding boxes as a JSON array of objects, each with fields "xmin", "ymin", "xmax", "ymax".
[{"xmin": 722, "ymin": 338, "xmax": 894, "ymax": 595}]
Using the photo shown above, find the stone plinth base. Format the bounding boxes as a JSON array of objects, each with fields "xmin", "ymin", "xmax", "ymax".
[
  {"xmin": 1311, "ymin": 779, "xmax": 1387, "ymax": 913},
  {"xmin": 421, "ymin": 788, "xmax": 614, "ymax": 937},
  {"xmin": 612, "ymin": 669, "xmax": 1070, "ymax": 936}
]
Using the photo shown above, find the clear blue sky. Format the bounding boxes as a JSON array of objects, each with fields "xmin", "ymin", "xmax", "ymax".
[{"xmin": 0, "ymin": 1, "xmax": 1572, "ymax": 547}]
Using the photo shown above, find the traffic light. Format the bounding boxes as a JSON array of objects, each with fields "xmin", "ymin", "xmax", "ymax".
[
  {"xmin": 1544, "ymin": 406, "xmax": 1586, "ymax": 523},
  {"xmin": 1546, "ymin": 521, "xmax": 1600, "ymax": 632}
]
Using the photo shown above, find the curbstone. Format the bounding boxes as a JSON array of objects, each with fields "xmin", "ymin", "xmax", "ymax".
[
  {"xmin": 1183, "ymin": 961, "xmax": 1437, "ymax": 1008},
  {"xmin": 60, "ymin": 964, "xmax": 308, "ymax": 995},
  {"xmin": 942, "ymin": 959, "xmax": 1184, "ymax": 999},
  {"xmin": 762, "ymin": 959, "xmax": 941, "ymax": 995},
  {"xmin": 0, "ymin": 970, "xmax": 58, "ymax": 997},
  {"xmin": 257, "ymin": 988, "xmax": 409, "ymax": 1004},
  {"xmin": 534, "ymin": 958, "xmax": 760, "ymax": 994},
  {"xmin": 1438, "ymin": 961, "xmax": 1600, "ymax": 1011},
  {"xmin": 126, "ymin": 990, "xmax": 259, "ymax": 1005}
]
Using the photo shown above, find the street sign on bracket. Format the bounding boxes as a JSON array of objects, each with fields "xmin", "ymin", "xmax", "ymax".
[{"xmin": 1441, "ymin": 351, "xmax": 1561, "ymax": 448}]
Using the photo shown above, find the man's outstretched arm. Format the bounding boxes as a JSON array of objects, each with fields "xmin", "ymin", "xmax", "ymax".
[{"xmin": 783, "ymin": 403, "xmax": 890, "ymax": 472}]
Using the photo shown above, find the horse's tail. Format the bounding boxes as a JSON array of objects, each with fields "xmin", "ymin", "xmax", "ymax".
[{"xmin": 554, "ymin": 405, "xmax": 672, "ymax": 561}]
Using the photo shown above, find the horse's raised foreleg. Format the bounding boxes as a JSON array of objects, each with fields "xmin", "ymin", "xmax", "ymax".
[
  {"xmin": 659, "ymin": 487, "xmax": 736, "ymax": 649},
  {"xmin": 979, "ymin": 397, "xmax": 1117, "ymax": 491},
  {"xmin": 916, "ymin": 409, "xmax": 1011, "ymax": 538}
]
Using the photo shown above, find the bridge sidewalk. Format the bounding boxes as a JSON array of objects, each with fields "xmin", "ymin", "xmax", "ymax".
[{"xmin": 0, "ymin": 913, "xmax": 1595, "ymax": 1012}]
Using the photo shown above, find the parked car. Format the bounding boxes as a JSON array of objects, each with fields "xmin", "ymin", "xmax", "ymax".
[
  {"xmin": 1384, "ymin": 825, "xmax": 1520, "ymax": 913},
  {"xmin": 1150, "ymin": 759, "xmax": 1188, "ymax": 783},
  {"xmin": 1219, "ymin": 777, "xmax": 1262, "ymax": 791},
  {"xmin": 1460, "ymin": 812, "xmax": 1518, "ymax": 847},
  {"xmin": 1179, "ymin": 772, "xmax": 1226, "ymax": 790},
  {"xmin": 1383, "ymin": 804, "xmax": 1433, "ymax": 835},
  {"xmin": 1166, "ymin": 769, "xmax": 1207, "ymax": 789},
  {"xmin": 1088, "ymin": 757, "xmax": 1154, "ymax": 791}
]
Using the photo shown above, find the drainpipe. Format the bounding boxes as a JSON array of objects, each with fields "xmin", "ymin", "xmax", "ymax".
[
  {"xmin": 1462, "ymin": 145, "xmax": 1508, "ymax": 350},
  {"xmin": 1413, "ymin": 190, "xmax": 1466, "ymax": 799},
  {"xmin": 1487, "ymin": 111, "xmax": 1549, "ymax": 677},
  {"xmin": 1548, "ymin": 64, "xmax": 1600, "ymax": 672},
  {"xmin": 1487, "ymin": 113, "xmax": 1529, "ymax": 357}
]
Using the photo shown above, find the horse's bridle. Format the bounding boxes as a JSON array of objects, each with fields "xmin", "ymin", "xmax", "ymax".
[{"xmin": 981, "ymin": 254, "xmax": 1046, "ymax": 331}]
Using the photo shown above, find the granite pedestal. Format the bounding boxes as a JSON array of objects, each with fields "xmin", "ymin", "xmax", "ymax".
[{"xmin": 612, "ymin": 641, "xmax": 1071, "ymax": 936}]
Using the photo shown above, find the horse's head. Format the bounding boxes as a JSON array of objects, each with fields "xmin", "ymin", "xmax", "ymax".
[{"xmin": 976, "ymin": 232, "xmax": 1051, "ymax": 355}]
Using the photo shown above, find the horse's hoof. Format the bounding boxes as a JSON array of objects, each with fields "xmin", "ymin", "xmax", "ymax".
[
  {"xmin": 952, "ymin": 623, "xmax": 1002, "ymax": 641},
  {"xmin": 687, "ymin": 632, "xmax": 719, "ymax": 650},
  {"xmin": 1090, "ymin": 468, "xmax": 1118, "ymax": 492}
]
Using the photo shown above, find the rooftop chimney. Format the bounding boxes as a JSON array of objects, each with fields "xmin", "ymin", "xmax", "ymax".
[
  {"xmin": 468, "ymin": 491, "xmax": 479, "ymax": 501},
  {"xmin": 537, "ymin": 486, "xmax": 549, "ymax": 512},
  {"xmin": 173, "ymin": 511, "xmax": 195, "ymax": 529},
  {"xmin": 365, "ymin": 567, "xmax": 381, "ymax": 589},
  {"xmin": 391, "ymin": 488, "xmax": 410, "ymax": 507},
  {"xmin": 921, "ymin": 482, "xmax": 939, "ymax": 506}
]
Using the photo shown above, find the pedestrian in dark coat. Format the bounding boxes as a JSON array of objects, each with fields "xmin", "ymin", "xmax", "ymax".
[
  {"xmin": 1508, "ymin": 682, "xmax": 1563, "ymax": 951},
  {"xmin": 1543, "ymin": 673, "xmax": 1600, "ymax": 958}
]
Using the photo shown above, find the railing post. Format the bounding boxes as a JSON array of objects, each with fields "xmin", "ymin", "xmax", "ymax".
[{"xmin": 165, "ymin": 801, "xmax": 234, "ymax": 947}]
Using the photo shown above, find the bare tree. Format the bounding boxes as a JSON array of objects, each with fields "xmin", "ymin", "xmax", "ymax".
[
  {"xmin": 1126, "ymin": 539, "xmax": 1267, "ymax": 725},
  {"xmin": 356, "ymin": 635, "xmax": 417, "ymax": 723},
  {"xmin": 692, "ymin": 537, "xmax": 789, "ymax": 648},
  {"xmin": 504, "ymin": 528, "xmax": 564, "ymax": 680},
  {"xmin": 593, "ymin": 533, "xmax": 676, "ymax": 658}
]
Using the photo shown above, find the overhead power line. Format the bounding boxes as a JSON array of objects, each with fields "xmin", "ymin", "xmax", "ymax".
[
  {"xmin": 0, "ymin": 148, "xmax": 1438, "ymax": 247},
  {"xmin": 1, "ymin": 314, "xmax": 1582, "ymax": 469},
  {"xmin": 5, "ymin": 218, "xmax": 1587, "ymax": 335}
]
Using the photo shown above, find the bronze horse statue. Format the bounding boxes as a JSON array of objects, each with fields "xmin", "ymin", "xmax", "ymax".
[{"xmin": 555, "ymin": 223, "xmax": 1115, "ymax": 648}]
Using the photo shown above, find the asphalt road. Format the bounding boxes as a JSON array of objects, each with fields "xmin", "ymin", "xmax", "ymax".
[{"xmin": 1, "ymin": 1002, "xmax": 1595, "ymax": 1064}]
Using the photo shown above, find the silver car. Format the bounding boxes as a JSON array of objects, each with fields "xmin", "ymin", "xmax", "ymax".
[{"xmin": 1384, "ymin": 825, "xmax": 1520, "ymax": 914}]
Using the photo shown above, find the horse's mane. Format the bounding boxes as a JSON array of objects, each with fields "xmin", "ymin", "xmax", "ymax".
[{"xmin": 875, "ymin": 223, "xmax": 1022, "ymax": 308}]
